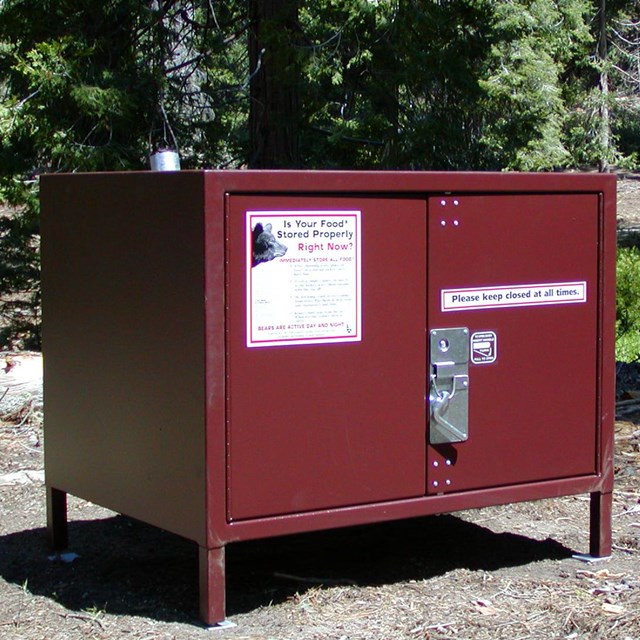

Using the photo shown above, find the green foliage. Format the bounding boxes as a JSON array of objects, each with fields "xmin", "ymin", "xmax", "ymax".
[
  {"xmin": 0, "ymin": 0, "xmax": 627, "ymax": 179},
  {"xmin": 481, "ymin": 0, "xmax": 592, "ymax": 170},
  {"xmin": 616, "ymin": 246, "xmax": 640, "ymax": 362},
  {"xmin": 298, "ymin": 0, "xmax": 596, "ymax": 170},
  {"xmin": 0, "ymin": 0, "xmax": 247, "ymax": 347},
  {"xmin": 0, "ymin": 0, "xmax": 249, "ymax": 176},
  {"xmin": 609, "ymin": 3, "xmax": 640, "ymax": 165},
  {"xmin": 0, "ymin": 0, "xmax": 639, "ymax": 348},
  {"xmin": 0, "ymin": 206, "xmax": 40, "ymax": 350},
  {"xmin": 0, "ymin": 1, "xmax": 149, "ymax": 347}
]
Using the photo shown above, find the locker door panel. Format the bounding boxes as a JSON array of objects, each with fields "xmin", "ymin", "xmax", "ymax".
[
  {"xmin": 227, "ymin": 196, "xmax": 427, "ymax": 520},
  {"xmin": 427, "ymin": 194, "xmax": 599, "ymax": 493}
]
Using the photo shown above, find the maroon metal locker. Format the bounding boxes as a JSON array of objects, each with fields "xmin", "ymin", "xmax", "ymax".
[{"xmin": 40, "ymin": 170, "xmax": 616, "ymax": 628}]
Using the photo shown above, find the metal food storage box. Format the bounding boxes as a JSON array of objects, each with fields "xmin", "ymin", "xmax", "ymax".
[{"xmin": 41, "ymin": 170, "xmax": 616, "ymax": 625}]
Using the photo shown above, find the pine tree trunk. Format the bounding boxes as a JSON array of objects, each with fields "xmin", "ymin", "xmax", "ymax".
[
  {"xmin": 248, "ymin": 0, "xmax": 300, "ymax": 168},
  {"xmin": 372, "ymin": 13, "xmax": 400, "ymax": 168},
  {"xmin": 598, "ymin": 0, "xmax": 611, "ymax": 172}
]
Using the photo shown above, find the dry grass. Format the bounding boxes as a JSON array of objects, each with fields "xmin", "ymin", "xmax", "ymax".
[{"xmin": 0, "ymin": 418, "xmax": 638, "ymax": 640}]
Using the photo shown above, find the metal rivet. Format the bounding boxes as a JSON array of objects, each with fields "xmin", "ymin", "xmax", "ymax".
[
  {"xmin": 433, "ymin": 481, "xmax": 439, "ymax": 487},
  {"xmin": 433, "ymin": 461, "xmax": 439, "ymax": 467},
  {"xmin": 453, "ymin": 220, "xmax": 459, "ymax": 226},
  {"xmin": 453, "ymin": 199, "xmax": 460, "ymax": 206},
  {"xmin": 440, "ymin": 220, "xmax": 446, "ymax": 226},
  {"xmin": 440, "ymin": 199, "xmax": 446, "ymax": 206},
  {"xmin": 446, "ymin": 459, "xmax": 452, "ymax": 466},
  {"xmin": 445, "ymin": 479, "xmax": 452, "ymax": 486}
]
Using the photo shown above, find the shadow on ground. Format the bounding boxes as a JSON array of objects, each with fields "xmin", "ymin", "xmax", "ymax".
[{"xmin": 0, "ymin": 513, "xmax": 571, "ymax": 625}]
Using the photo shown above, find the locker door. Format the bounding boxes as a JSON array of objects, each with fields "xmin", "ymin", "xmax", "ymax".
[
  {"xmin": 427, "ymin": 194, "xmax": 599, "ymax": 494},
  {"xmin": 226, "ymin": 196, "xmax": 427, "ymax": 520}
]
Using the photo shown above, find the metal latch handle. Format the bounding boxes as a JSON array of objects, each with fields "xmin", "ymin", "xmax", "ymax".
[{"xmin": 431, "ymin": 375, "xmax": 468, "ymax": 442}]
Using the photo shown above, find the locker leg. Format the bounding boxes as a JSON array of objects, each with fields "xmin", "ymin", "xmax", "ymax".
[
  {"xmin": 46, "ymin": 486, "xmax": 68, "ymax": 551},
  {"xmin": 199, "ymin": 545, "xmax": 227, "ymax": 626},
  {"xmin": 589, "ymin": 491, "xmax": 612, "ymax": 558}
]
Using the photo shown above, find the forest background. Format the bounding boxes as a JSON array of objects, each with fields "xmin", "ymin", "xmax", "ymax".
[{"xmin": 0, "ymin": 0, "xmax": 639, "ymax": 353}]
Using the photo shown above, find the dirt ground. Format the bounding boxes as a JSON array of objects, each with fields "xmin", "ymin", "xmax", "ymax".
[
  {"xmin": 618, "ymin": 173, "xmax": 640, "ymax": 230},
  {"xmin": 1, "ymin": 178, "xmax": 640, "ymax": 640}
]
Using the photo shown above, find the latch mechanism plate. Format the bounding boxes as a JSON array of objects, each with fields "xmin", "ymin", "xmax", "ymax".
[{"xmin": 429, "ymin": 327, "xmax": 470, "ymax": 444}]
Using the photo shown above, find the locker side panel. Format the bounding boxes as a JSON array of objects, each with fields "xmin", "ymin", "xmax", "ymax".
[{"xmin": 41, "ymin": 173, "xmax": 207, "ymax": 544}]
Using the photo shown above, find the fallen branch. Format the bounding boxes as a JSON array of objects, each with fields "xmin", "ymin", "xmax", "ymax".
[{"xmin": 274, "ymin": 572, "xmax": 355, "ymax": 586}]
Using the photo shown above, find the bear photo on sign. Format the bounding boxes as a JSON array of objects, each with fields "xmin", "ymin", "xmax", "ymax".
[{"xmin": 252, "ymin": 222, "xmax": 288, "ymax": 266}]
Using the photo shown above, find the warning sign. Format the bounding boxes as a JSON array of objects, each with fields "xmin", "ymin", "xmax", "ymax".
[
  {"xmin": 441, "ymin": 281, "xmax": 587, "ymax": 312},
  {"xmin": 246, "ymin": 210, "xmax": 362, "ymax": 348},
  {"xmin": 471, "ymin": 331, "xmax": 497, "ymax": 364}
]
